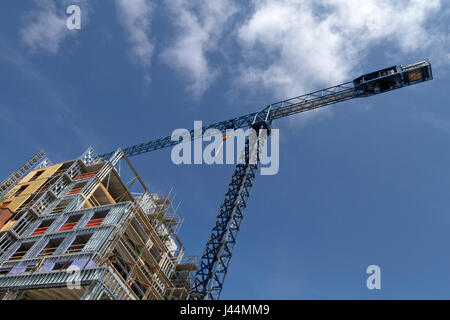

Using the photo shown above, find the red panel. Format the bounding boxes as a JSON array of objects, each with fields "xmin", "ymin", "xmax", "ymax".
[
  {"xmin": 66, "ymin": 188, "xmax": 82, "ymax": 195},
  {"xmin": 0, "ymin": 208, "xmax": 13, "ymax": 230},
  {"xmin": 85, "ymin": 218, "xmax": 104, "ymax": 228},
  {"xmin": 59, "ymin": 222, "xmax": 77, "ymax": 231},
  {"xmin": 73, "ymin": 172, "xmax": 95, "ymax": 180},
  {"xmin": 31, "ymin": 227, "xmax": 48, "ymax": 235},
  {"xmin": 0, "ymin": 202, "xmax": 11, "ymax": 210}
]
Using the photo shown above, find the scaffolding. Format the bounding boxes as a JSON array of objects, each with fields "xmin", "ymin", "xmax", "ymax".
[{"xmin": 0, "ymin": 147, "xmax": 197, "ymax": 300}]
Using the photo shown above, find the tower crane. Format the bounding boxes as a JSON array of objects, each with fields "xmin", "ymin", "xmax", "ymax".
[
  {"xmin": 4, "ymin": 60, "xmax": 434, "ymax": 300},
  {"xmin": 101, "ymin": 60, "xmax": 433, "ymax": 300}
]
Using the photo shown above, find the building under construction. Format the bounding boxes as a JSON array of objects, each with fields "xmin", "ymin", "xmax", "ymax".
[{"xmin": 0, "ymin": 147, "xmax": 197, "ymax": 300}]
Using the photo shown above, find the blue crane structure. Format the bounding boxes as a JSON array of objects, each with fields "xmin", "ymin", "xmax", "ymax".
[
  {"xmin": 4, "ymin": 60, "xmax": 434, "ymax": 300},
  {"xmin": 104, "ymin": 60, "xmax": 435, "ymax": 300},
  {"xmin": 100, "ymin": 60, "xmax": 433, "ymax": 300}
]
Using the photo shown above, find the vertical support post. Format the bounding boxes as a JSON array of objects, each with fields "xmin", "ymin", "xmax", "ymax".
[{"xmin": 191, "ymin": 127, "xmax": 266, "ymax": 300}]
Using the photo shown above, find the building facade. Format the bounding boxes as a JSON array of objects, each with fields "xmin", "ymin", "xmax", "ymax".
[{"xmin": 0, "ymin": 148, "xmax": 196, "ymax": 300}]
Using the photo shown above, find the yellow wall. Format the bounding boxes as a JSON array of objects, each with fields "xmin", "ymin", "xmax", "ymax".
[
  {"xmin": 0, "ymin": 163, "xmax": 64, "ymax": 212},
  {"xmin": 20, "ymin": 163, "xmax": 64, "ymax": 184}
]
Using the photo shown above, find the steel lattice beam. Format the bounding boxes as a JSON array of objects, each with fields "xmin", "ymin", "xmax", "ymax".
[
  {"xmin": 99, "ymin": 61, "xmax": 432, "ymax": 160},
  {"xmin": 190, "ymin": 136, "xmax": 259, "ymax": 300}
]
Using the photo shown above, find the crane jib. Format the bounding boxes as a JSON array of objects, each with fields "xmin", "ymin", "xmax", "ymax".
[{"xmin": 99, "ymin": 60, "xmax": 433, "ymax": 160}]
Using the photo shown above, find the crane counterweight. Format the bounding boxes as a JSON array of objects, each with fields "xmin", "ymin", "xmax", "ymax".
[{"xmin": 353, "ymin": 60, "xmax": 432, "ymax": 97}]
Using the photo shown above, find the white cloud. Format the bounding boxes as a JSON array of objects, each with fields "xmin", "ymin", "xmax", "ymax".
[
  {"xmin": 20, "ymin": 0, "xmax": 92, "ymax": 54},
  {"xmin": 115, "ymin": 0, "xmax": 154, "ymax": 80},
  {"xmin": 19, "ymin": 0, "xmax": 447, "ymax": 103},
  {"xmin": 235, "ymin": 0, "xmax": 443, "ymax": 100},
  {"xmin": 161, "ymin": 0, "xmax": 238, "ymax": 99},
  {"xmin": 20, "ymin": 0, "xmax": 68, "ymax": 53}
]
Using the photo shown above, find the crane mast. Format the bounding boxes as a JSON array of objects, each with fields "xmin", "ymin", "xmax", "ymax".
[{"xmin": 95, "ymin": 60, "xmax": 432, "ymax": 299}]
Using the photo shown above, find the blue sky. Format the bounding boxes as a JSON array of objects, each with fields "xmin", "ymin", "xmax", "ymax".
[{"xmin": 0, "ymin": 0, "xmax": 449, "ymax": 299}]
